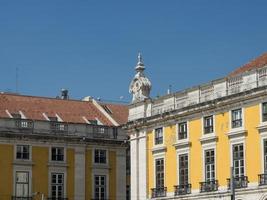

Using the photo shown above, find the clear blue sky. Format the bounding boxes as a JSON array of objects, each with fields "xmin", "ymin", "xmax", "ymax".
[{"xmin": 1, "ymin": 0, "xmax": 267, "ymax": 103}]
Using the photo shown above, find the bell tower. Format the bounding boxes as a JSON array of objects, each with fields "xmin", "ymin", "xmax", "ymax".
[{"xmin": 129, "ymin": 53, "xmax": 152, "ymax": 103}]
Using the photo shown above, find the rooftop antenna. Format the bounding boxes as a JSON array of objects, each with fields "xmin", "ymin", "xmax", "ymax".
[{"xmin": 15, "ymin": 67, "xmax": 19, "ymax": 93}]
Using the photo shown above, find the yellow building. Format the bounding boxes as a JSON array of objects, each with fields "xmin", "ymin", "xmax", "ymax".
[
  {"xmin": 127, "ymin": 53, "xmax": 267, "ymax": 200},
  {"xmin": 0, "ymin": 91, "xmax": 129, "ymax": 200}
]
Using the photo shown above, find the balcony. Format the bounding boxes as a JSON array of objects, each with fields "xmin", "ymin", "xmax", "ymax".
[
  {"xmin": 15, "ymin": 119, "xmax": 33, "ymax": 129},
  {"xmin": 151, "ymin": 187, "xmax": 167, "ymax": 198},
  {"xmin": 259, "ymin": 174, "xmax": 267, "ymax": 186},
  {"xmin": 50, "ymin": 122, "xmax": 68, "ymax": 132},
  {"xmin": 227, "ymin": 176, "xmax": 248, "ymax": 189},
  {"xmin": 11, "ymin": 197, "xmax": 32, "ymax": 200},
  {"xmin": 174, "ymin": 184, "xmax": 191, "ymax": 195},
  {"xmin": 199, "ymin": 180, "xmax": 218, "ymax": 192}
]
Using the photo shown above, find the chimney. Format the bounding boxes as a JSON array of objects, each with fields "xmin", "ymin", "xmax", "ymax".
[{"xmin": 61, "ymin": 89, "xmax": 69, "ymax": 100}]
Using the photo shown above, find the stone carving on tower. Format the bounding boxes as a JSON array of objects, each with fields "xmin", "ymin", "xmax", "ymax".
[{"xmin": 129, "ymin": 53, "xmax": 152, "ymax": 103}]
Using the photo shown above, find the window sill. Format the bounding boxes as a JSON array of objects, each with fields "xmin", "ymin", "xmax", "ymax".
[
  {"xmin": 152, "ymin": 145, "xmax": 167, "ymax": 154},
  {"xmin": 199, "ymin": 133, "xmax": 218, "ymax": 144},
  {"xmin": 173, "ymin": 139, "xmax": 191, "ymax": 149},
  {"xmin": 227, "ymin": 128, "xmax": 247, "ymax": 139},
  {"xmin": 48, "ymin": 161, "xmax": 68, "ymax": 167},
  {"xmin": 13, "ymin": 160, "xmax": 34, "ymax": 166},
  {"xmin": 257, "ymin": 123, "xmax": 267, "ymax": 132}
]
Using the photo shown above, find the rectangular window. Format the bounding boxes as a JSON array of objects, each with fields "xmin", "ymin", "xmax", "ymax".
[
  {"xmin": 262, "ymin": 103, "xmax": 267, "ymax": 122},
  {"xmin": 155, "ymin": 158, "xmax": 164, "ymax": 188},
  {"xmin": 16, "ymin": 145, "xmax": 30, "ymax": 160},
  {"xmin": 179, "ymin": 154, "xmax": 188, "ymax": 185},
  {"xmin": 205, "ymin": 149, "xmax": 215, "ymax": 181},
  {"xmin": 155, "ymin": 127, "xmax": 163, "ymax": 145},
  {"xmin": 178, "ymin": 122, "xmax": 187, "ymax": 140},
  {"xmin": 204, "ymin": 116, "xmax": 213, "ymax": 134},
  {"xmin": 94, "ymin": 175, "xmax": 106, "ymax": 200},
  {"xmin": 51, "ymin": 173, "xmax": 64, "ymax": 199},
  {"xmin": 51, "ymin": 147, "xmax": 64, "ymax": 161},
  {"xmin": 231, "ymin": 109, "xmax": 242, "ymax": 128},
  {"xmin": 94, "ymin": 149, "xmax": 107, "ymax": 164},
  {"xmin": 233, "ymin": 143, "xmax": 244, "ymax": 177},
  {"xmin": 264, "ymin": 140, "xmax": 267, "ymax": 173},
  {"xmin": 15, "ymin": 171, "xmax": 29, "ymax": 197}
]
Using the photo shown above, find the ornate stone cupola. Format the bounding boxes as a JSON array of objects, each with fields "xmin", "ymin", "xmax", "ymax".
[{"xmin": 129, "ymin": 53, "xmax": 152, "ymax": 103}]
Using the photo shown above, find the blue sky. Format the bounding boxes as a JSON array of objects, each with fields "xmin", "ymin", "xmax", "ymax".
[{"xmin": 0, "ymin": 0, "xmax": 267, "ymax": 103}]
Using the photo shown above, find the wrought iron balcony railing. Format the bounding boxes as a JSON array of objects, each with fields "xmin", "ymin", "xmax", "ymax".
[
  {"xmin": 227, "ymin": 176, "xmax": 248, "ymax": 189},
  {"xmin": 11, "ymin": 197, "xmax": 33, "ymax": 200},
  {"xmin": 174, "ymin": 184, "xmax": 191, "ymax": 195},
  {"xmin": 199, "ymin": 180, "xmax": 218, "ymax": 192},
  {"xmin": 151, "ymin": 187, "xmax": 167, "ymax": 198},
  {"xmin": 259, "ymin": 174, "xmax": 267, "ymax": 186}
]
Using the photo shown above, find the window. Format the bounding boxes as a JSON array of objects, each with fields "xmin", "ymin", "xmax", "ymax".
[
  {"xmin": 94, "ymin": 149, "xmax": 107, "ymax": 164},
  {"xmin": 178, "ymin": 122, "xmax": 187, "ymax": 140},
  {"xmin": 155, "ymin": 127, "xmax": 163, "ymax": 145},
  {"xmin": 51, "ymin": 173, "xmax": 64, "ymax": 199},
  {"xmin": 94, "ymin": 175, "xmax": 106, "ymax": 200},
  {"xmin": 204, "ymin": 116, "xmax": 213, "ymax": 134},
  {"xmin": 126, "ymin": 185, "xmax": 130, "ymax": 200},
  {"xmin": 16, "ymin": 145, "xmax": 30, "ymax": 160},
  {"xmin": 263, "ymin": 103, "xmax": 267, "ymax": 122},
  {"xmin": 155, "ymin": 158, "xmax": 164, "ymax": 188},
  {"xmin": 232, "ymin": 109, "xmax": 242, "ymax": 128},
  {"xmin": 51, "ymin": 147, "xmax": 64, "ymax": 161},
  {"xmin": 179, "ymin": 154, "xmax": 188, "ymax": 185},
  {"xmin": 15, "ymin": 171, "xmax": 29, "ymax": 197},
  {"xmin": 264, "ymin": 140, "xmax": 267, "ymax": 173},
  {"xmin": 205, "ymin": 149, "xmax": 215, "ymax": 181},
  {"xmin": 233, "ymin": 144, "xmax": 244, "ymax": 177}
]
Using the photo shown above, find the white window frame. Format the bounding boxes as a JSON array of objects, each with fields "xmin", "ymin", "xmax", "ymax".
[
  {"xmin": 176, "ymin": 148, "xmax": 190, "ymax": 186},
  {"xmin": 50, "ymin": 172, "xmax": 65, "ymax": 199},
  {"xmin": 13, "ymin": 168, "xmax": 32, "ymax": 198},
  {"xmin": 49, "ymin": 146, "xmax": 66, "ymax": 162},
  {"xmin": 177, "ymin": 121, "xmax": 189, "ymax": 141},
  {"xmin": 202, "ymin": 115, "xmax": 215, "ymax": 135},
  {"xmin": 93, "ymin": 148, "xmax": 109, "ymax": 165},
  {"xmin": 153, "ymin": 127, "xmax": 165, "ymax": 146},
  {"xmin": 48, "ymin": 170, "xmax": 67, "ymax": 198},
  {"xmin": 201, "ymin": 143, "xmax": 216, "ymax": 181},
  {"xmin": 92, "ymin": 171, "xmax": 109, "ymax": 199},
  {"xmin": 229, "ymin": 108, "xmax": 245, "ymax": 131},
  {"xmin": 229, "ymin": 138, "xmax": 246, "ymax": 177},
  {"xmin": 153, "ymin": 153, "xmax": 166, "ymax": 188},
  {"xmin": 260, "ymin": 133, "xmax": 267, "ymax": 174},
  {"xmin": 260, "ymin": 101, "xmax": 267, "ymax": 124},
  {"xmin": 94, "ymin": 175, "xmax": 107, "ymax": 200},
  {"xmin": 15, "ymin": 144, "xmax": 32, "ymax": 161}
]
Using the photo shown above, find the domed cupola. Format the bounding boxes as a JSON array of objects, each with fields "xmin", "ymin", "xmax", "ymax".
[{"xmin": 129, "ymin": 53, "xmax": 152, "ymax": 103}]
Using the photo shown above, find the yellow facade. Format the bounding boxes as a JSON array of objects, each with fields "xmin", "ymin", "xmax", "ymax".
[{"xmin": 146, "ymin": 103, "xmax": 264, "ymax": 196}]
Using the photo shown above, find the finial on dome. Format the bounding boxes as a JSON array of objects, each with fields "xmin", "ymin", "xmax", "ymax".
[{"xmin": 135, "ymin": 52, "xmax": 145, "ymax": 71}]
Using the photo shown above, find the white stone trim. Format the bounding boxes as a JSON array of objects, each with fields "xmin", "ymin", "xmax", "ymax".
[
  {"xmin": 176, "ymin": 120, "xmax": 190, "ymax": 142},
  {"xmin": 48, "ymin": 168, "xmax": 67, "ymax": 198},
  {"xmin": 176, "ymin": 147, "xmax": 190, "ymax": 185},
  {"xmin": 153, "ymin": 126, "xmax": 165, "ymax": 147},
  {"xmin": 13, "ymin": 167, "xmax": 32, "ymax": 196},
  {"xmin": 14, "ymin": 144, "xmax": 32, "ymax": 162},
  {"xmin": 92, "ymin": 169, "xmax": 109, "ymax": 199},
  {"xmin": 201, "ymin": 142, "xmax": 217, "ymax": 181},
  {"xmin": 92, "ymin": 147, "xmax": 109, "ymax": 165},
  {"xmin": 49, "ymin": 145, "xmax": 67, "ymax": 163},
  {"xmin": 201, "ymin": 114, "xmax": 216, "ymax": 135},
  {"xmin": 153, "ymin": 154, "xmax": 166, "ymax": 188},
  {"xmin": 229, "ymin": 107, "xmax": 245, "ymax": 131}
]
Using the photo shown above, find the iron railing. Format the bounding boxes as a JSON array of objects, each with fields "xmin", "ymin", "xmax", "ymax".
[
  {"xmin": 227, "ymin": 176, "xmax": 248, "ymax": 189},
  {"xmin": 199, "ymin": 180, "xmax": 218, "ymax": 192},
  {"xmin": 174, "ymin": 184, "xmax": 191, "ymax": 195},
  {"xmin": 151, "ymin": 187, "xmax": 167, "ymax": 198},
  {"xmin": 259, "ymin": 174, "xmax": 267, "ymax": 185}
]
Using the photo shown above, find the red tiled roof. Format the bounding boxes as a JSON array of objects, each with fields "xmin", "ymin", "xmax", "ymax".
[
  {"xmin": 0, "ymin": 93, "xmax": 128, "ymax": 126},
  {"xmin": 100, "ymin": 103, "xmax": 129, "ymax": 125},
  {"xmin": 229, "ymin": 52, "xmax": 267, "ymax": 76}
]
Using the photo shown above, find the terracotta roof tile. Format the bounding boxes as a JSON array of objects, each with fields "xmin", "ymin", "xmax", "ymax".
[
  {"xmin": 229, "ymin": 52, "xmax": 267, "ymax": 76},
  {"xmin": 0, "ymin": 93, "xmax": 128, "ymax": 126}
]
